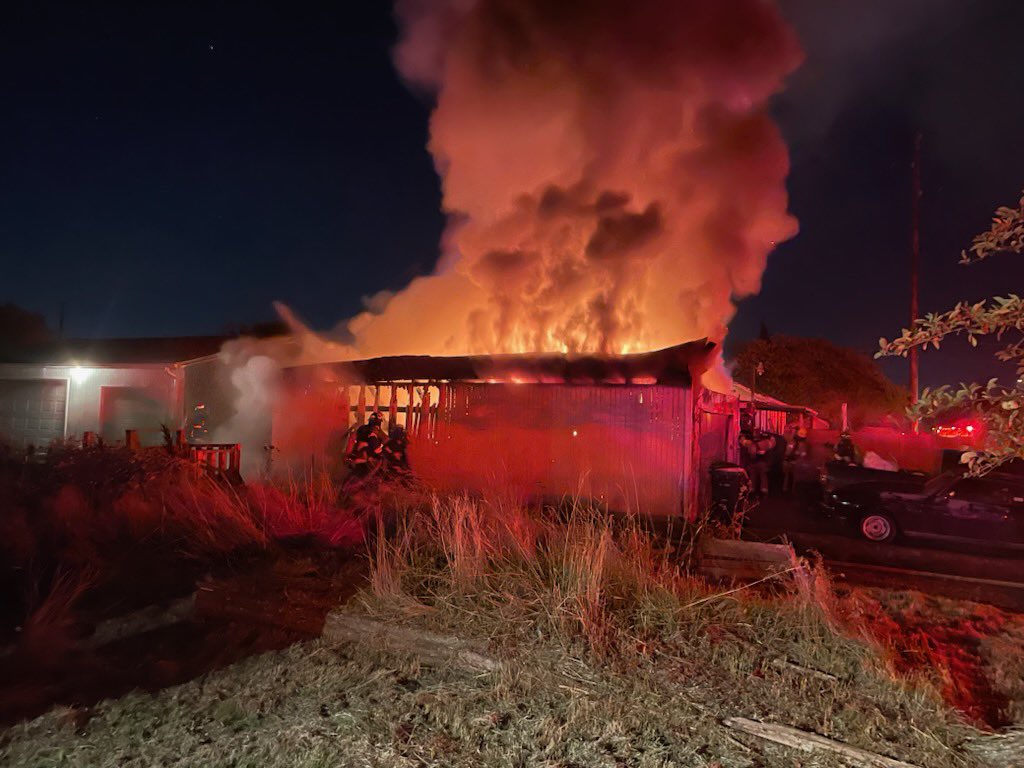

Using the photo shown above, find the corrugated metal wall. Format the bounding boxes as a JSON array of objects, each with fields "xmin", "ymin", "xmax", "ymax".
[
  {"xmin": 408, "ymin": 383, "xmax": 691, "ymax": 516},
  {"xmin": 271, "ymin": 369, "xmax": 748, "ymax": 518}
]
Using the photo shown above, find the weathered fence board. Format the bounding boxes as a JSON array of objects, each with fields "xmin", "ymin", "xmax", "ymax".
[
  {"xmin": 323, "ymin": 611, "xmax": 501, "ymax": 673},
  {"xmin": 698, "ymin": 538, "xmax": 800, "ymax": 581}
]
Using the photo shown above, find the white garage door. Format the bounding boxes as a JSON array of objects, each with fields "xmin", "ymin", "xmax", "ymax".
[{"xmin": 0, "ymin": 379, "xmax": 67, "ymax": 450}]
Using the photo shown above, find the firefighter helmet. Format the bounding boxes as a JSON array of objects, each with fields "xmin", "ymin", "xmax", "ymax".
[{"xmin": 367, "ymin": 411, "xmax": 384, "ymax": 427}]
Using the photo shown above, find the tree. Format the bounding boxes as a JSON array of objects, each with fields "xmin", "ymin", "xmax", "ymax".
[
  {"xmin": 878, "ymin": 192, "xmax": 1024, "ymax": 473},
  {"xmin": 733, "ymin": 335, "xmax": 907, "ymax": 429}
]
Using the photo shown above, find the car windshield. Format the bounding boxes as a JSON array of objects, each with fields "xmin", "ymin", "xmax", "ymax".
[{"xmin": 921, "ymin": 472, "xmax": 960, "ymax": 497}]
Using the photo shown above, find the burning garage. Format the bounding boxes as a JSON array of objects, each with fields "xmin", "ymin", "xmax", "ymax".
[{"xmin": 272, "ymin": 339, "xmax": 738, "ymax": 520}]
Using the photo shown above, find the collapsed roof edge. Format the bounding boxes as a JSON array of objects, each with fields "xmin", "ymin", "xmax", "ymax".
[{"xmin": 287, "ymin": 338, "xmax": 718, "ymax": 386}]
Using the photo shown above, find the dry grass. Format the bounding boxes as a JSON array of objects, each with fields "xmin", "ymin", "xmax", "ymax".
[
  {"xmin": 0, "ymin": 444, "xmax": 369, "ymax": 563},
  {"xmin": 0, "ymin": 490, "xmax": 1021, "ymax": 766},
  {"xmin": 0, "ymin": 446, "xmax": 367, "ymax": 647},
  {"xmin": 366, "ymin": 494, "xmax": 787, "ymax": 654},
  {"xmin": 354, "ymin": 493, "xmax": 1020, "ymax": 766},
  {"xmin": 2, "ymin": 462, "xmax": 1022, "ymax": 766},
  {"xmin": 12, "ymin": 569, "xmax": 96, "ymax": 668}
]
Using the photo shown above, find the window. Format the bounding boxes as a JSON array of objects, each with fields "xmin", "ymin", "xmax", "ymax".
[{"xmin": 948, "ymin": 478, "xmax": 1018, "ymax": 506}]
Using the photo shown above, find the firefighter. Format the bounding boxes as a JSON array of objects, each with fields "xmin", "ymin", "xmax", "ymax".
[
  {"xmin": 833, "ymin": 430, "xmax": 858, "ymax": 464},
  {"xmin": 383, "ymin": 423, "xmax": 411, "ymax": 473},
  {"xmin": 784, "ymin": 427, "xmax": 810, "ymax": 493},
  {"xmin": 346, "ymin": 411, "xmax": 386, "ymax": 477},
  {"xmin": 187, "ymin": 403, "xmax": 209, "ymax": 441},
  {"xmin": 740, "ymin": 429, "xmax": 775, "ymax": 497}
]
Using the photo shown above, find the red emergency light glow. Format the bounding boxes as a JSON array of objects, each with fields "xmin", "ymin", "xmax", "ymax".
[{"xmin": 932, "ymin": 423, "xmax": 980, "ymax": 439}]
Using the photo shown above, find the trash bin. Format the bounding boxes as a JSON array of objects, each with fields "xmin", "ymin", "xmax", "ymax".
[{"xmin": 710, "ymin": 462, "xmax": 750, "ymax": 524}]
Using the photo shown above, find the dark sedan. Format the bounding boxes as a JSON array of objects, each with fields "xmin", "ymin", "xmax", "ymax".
[
  {"xmin": 826, "ymin": 469, "xmax": 1024, "ymax": 550},
  {"xmin": 820, "ymin": 459, "xmax": 929, "ymax": 495}
]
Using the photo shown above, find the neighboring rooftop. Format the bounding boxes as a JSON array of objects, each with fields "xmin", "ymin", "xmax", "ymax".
[
  {"xmin": 733, "ymin": 382, "xmax": 818, "ymax": 416},
  {"xmin": 0, "ymin": 336, "xmax": 234, "ymax": 366}
]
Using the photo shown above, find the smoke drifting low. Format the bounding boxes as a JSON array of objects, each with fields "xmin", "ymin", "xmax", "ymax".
[{"xmin": 345, "ymin": 0, "xmax": 802, "ymax": 357}]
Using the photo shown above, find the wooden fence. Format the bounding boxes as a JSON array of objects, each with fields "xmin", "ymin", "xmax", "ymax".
[{"xmin": 109, "ymin": 429, "xmax": 243, "ymax": 480}]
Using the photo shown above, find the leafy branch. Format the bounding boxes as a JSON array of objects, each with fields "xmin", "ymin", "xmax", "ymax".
[
  {"xmin": 879, "ymin": 295, "xmax": 1024, "ymax": 371},
  {"xmin": 877, "ymin": 192, "xmax": 1024, "ymax": 472},
  {"xmin": 960, "ymin": 192, "xmax": 1024, "ymax": 264}
]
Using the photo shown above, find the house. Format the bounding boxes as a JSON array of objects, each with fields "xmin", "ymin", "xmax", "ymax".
[
  {"xmin": 0, "ymin": 337, "xmax": 230, "ymax": 450},
  {"xmin": 732, "ymin": 383, "xmax": 827, "ymax": 434},
  {"xmin": 272, "ymin": 340, "xmax": 739, "ymax": 519},
  {"xmin": 0, "ymin": 333, "xmax": 744, "ymax": 509}
]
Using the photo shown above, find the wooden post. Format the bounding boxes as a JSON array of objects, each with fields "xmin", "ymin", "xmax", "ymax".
[
  {"xmin": 435, "ymin": 383, "xmax": 448, "ymax": 437},
  {"xmin": 420, "ymin": 384, "xmax": 432, "ymax": 440},
  {"xmin": 82, "ymin": 431, "xmax": 97, "ymax": 448},
  {"xmin": 339, "ymin": 386, "xmax": 351, "ymax": 429},
  {"xmin": 411, "ymin": 384, "xmax": 422, "ymax": 435},
  {"xmin": 373, "ymin": 384, "xmax": 381, "ymax": 411},
  {"xmin": 388, "ymin": 384, "xmax": 398, "ymax": 428},
  {"xmin": 125, "ymin": 429, "xmax": 140, "ymax": 450},
  {"xmin": 175, "ymin": 429, "xmax": 186, "ymax": 452},
  {"xmin": 406, "ymin": 384, "xmax": 416, "ymax": 435},
  {"xmin": 356, "ymin": 386, "xmax": 366, "ymax": 426}
]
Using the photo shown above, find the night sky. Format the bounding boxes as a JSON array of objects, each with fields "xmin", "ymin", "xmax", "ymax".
[{"xmin": 3, "ymin": 1, "xmax": 1024, "ymax": 388}]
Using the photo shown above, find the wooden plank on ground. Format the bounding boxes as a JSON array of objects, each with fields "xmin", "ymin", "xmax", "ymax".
[
  {"xmin": 323, "ymin": 611, "xmax": 501, "ymax": 674},
  {"xmin": 697, "ymin": 537, "xmax": 800, "ymax": 582},
  {"xmin": 194, "ymin": 586, "xmax": 328, "ymax": 635},
  {"xmin": 723, "ymin": 717, "xmax": 921, "ymax": 768},
  {"xmin": 699, "ymin": 564, "xmax": 795, "ymax": 582},
  {"xmin": 699, "ymin": 538, "xmax": 797, "ymax": 565},
  {"xmin": 86, "ymin": 595, "xmax": 196, "ymax": 648}
]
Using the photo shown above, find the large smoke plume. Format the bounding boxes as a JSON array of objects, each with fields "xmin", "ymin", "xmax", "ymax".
[
  {"xmin": 345, "ymin": 0, "xmax": 802, "ymax": 357},
  {"xmin": 214, "ymin": 0, "xmax": 804, "ymax": 469}
]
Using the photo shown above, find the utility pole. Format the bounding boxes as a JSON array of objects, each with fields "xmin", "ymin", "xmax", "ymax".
[
  {"xmin": 910, "ymin": 131, "xmax": 922, "ymax": 407},
  {"xmin": 750, "ymin": 362, "xmax": 764, "ymax": 427}
]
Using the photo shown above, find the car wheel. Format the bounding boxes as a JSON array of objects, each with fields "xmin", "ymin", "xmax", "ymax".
[{"xmin": 860, "ymin": 513, "xmax": 897, "ymax": 543}]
